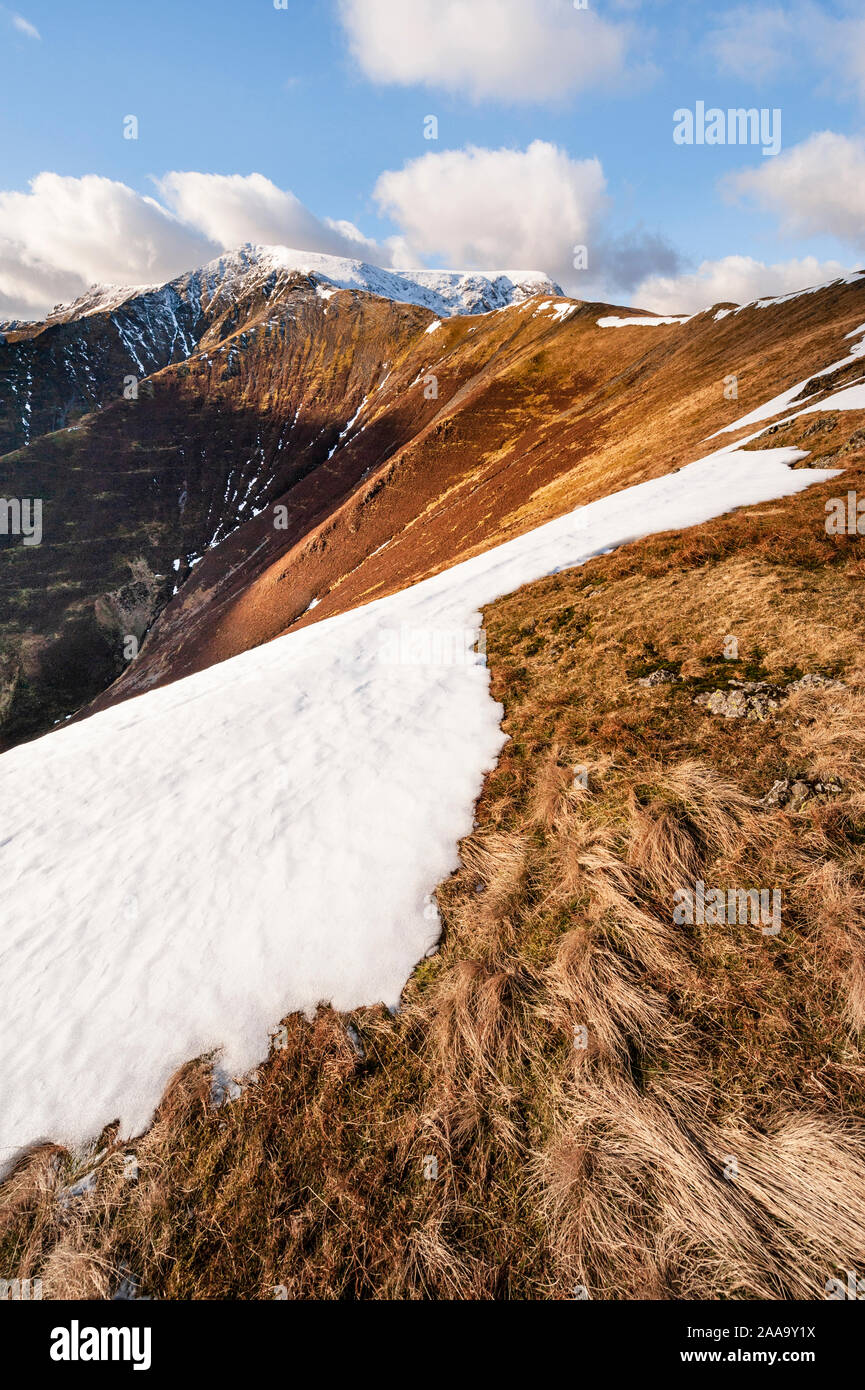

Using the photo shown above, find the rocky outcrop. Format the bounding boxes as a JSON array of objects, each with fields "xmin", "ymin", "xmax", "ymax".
[
  {"xmin": 694, "ymin": 682, "xmax": 781, "ymax": 721},
  {"xmin": 694, "ymin": 673, "xmax": 847, "ymax": 722}
]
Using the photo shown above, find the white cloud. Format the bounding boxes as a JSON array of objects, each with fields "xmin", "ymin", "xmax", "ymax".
[
  {"xmin": 338, "ymin": 0, "xmax": 642, "ymax": 101},
  {"xmin": 373, "ymin": 140, "xmax": 678, "ymax": 297},
  {"xmin": 0, "ymin": 173, "xmax": 213, "ymax": 320},
  {"xmin": 0, "ymin": 171, "xmax": 391, "ymax": 322},
  {"xmin": 632, "ymin": 253, "xmax": 854, "ymax": 316},
  {"xmin": 728, "ymin": 131, "xmax": 865, "ymax": 249},
  {"xmin": 374, "ymin": 140, "xmax": 606, "ymax": 292},
  {"xmin": 374, "ymin": 140, "xmax": 607, "ymax": 280},
  {"xmin": 157, "ymin": 172, "xmax": 384, "ymax": 264},
  {"xmin": 10, "ymin": 11, "xmax": 40, "ymax": 39},
  {"xmin": 0, "ymin": 154, "xmax": 782, "ymax": 326}
]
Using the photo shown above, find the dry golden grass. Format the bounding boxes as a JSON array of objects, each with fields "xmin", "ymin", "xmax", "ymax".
[{"xmin": 4, "ymin": 449, "xmax": 865, "ymax": 1299}]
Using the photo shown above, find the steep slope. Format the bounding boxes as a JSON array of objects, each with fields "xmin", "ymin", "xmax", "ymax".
[
  {"xmin": 0, "ymin": 244, "xmax": 558, "ymax": 454},
  {"xmin": 91, "ymin": 270, "xmax": 865, "ymax": 712},
  {"xmin": 0, "ymin": 278, "xmax": 435, "ymax": 745},
  {"xmin": 2, "ymin": 258, "xmax": 864, "ymax": 752},
  {"xmin": 0, "ymin": 249, "xmax": 559, "ymax": 747}
]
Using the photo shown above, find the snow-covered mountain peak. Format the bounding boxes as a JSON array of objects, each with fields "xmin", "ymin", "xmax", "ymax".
[
  {"xmin": 4, "ymin": 244, "xmax": 562, "ymax": 337},
  {"xmin": 44, "ymin": 281, "xmax": 162, "ymax": 324},
  {"xmin": 184, "ymin": 242, "xmax": 562, "ymax": 318},
  {"xmin": 169, "ymin": 243, "xmax": 562, "ymax": 319}
]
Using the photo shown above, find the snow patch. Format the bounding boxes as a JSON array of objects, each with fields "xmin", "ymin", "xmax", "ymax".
[
  {"xmin": 597, "ymin": 314, "xmax": 690, "ymax": 328},
  {"xmin": 711, "ymin": 325, "xmax": 865, "ymax": 438}
]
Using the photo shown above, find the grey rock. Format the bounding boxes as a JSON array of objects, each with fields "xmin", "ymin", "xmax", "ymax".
[
  {"xmin": 762, "ymin": 774, "xmax": 844, "ymax": 808},
  {"xmin": 785, "ymin": 673, "xmax": 846, "ymax": 693},
  {"xmin": 763, "ymin": 778, "xmax": 790, "ymax": 807},
  {"xmin": 694, "ymin": 688, "xmax": 779, "ymax": 720},
  {"xmin": 637, "ymin": 668, "xmax": 681, "ymax": 687}
]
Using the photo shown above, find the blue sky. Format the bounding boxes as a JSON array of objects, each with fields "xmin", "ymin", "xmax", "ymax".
[{"xmin": 1, "ymin": 0, "xmax": 864, "ymax": 317}]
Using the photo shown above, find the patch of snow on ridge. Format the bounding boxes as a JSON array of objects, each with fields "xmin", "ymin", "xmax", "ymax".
[
  {"xmin": 734, "ymin": 271, "xmax": 865, "ymax": 313},
  {"xmin": 710, "ymin": 324, "xmax": 865, "ymax": 438},
  {"xmin": 0, "ymin": 446, "xmax": 839, "ymax": 1168},
  {"xmin": 794, "ymin": 381, "xmax": 865, "ymax": 414},
  {"xmin": 597, "ymin": 314, "xmax": 690, "ymax": 328},
  {"xmin": 44, "ymin": 283, "xmax": 160, "ymax": 322}
]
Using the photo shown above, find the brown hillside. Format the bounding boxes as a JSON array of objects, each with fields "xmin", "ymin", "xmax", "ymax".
[{"xmin": 89, "ymin": 273, "xmax": 865, "ymax": 715}]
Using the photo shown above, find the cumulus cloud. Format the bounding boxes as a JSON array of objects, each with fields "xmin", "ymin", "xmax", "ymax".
[
  {"xmin": 728, "ymin": 131, "xmax": 865, "ymax": 249},
  {"xmin": 632, "ymin": 253, "xmax": 854, "ymax": 316},
  {"xmin": 8, "ymin": 152, "xmax": 814, "ymax": 325},
  {"xmin": 373, "ymin": 140, "xmax": 679, "ymax": 297},
  {"xmin": 156, "ymin": 172, "xmax": 383, "ymax": 264},
  {"xmin": 0, "ymin": 173, "xmax": 213, "ymax": 320},
  {"xmin": 338, "ymin": 0, "xmax": 643, "ymax": 101},
  {"xmin": 0, "ymin": 171, "xmax": 390, "ymax": 321},
  {"xmin": 601, "ymin": 230, "xmax": 683, "ymax": 298},
  {"xmin": 375, "ymin": 141, "xmax": 606, "ymax": 282}
]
